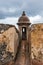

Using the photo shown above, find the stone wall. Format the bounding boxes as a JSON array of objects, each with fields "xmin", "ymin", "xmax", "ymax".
[
  {"xmin": 0, "ymin": 24, "xmax": 20, "ymax": 64},
  {"xmin": 31, "ymin": 24, "xmax": 43, "ymax": 61}
]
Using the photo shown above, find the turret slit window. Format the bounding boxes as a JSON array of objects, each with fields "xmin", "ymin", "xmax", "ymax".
[{"xmin": 22, "ymin": 27, "xmax": 27, "ymax": 40}]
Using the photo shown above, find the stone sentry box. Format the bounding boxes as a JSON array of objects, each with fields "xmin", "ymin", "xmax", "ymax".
[{"xmin": 17, "ymin": 11, "xmax": 31, "ymax": 41}]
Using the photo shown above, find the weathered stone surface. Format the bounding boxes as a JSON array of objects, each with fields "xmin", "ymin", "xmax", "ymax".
[
  {"xmin": 32, "ymin": 59, "xmax": 43, "ymax": 65},
  {"xmin": 31, "ymin": 24, "xmax": 43, "ymax": 62},
  {"xmin": 14, "ymin": 40, "xmax": 31, "ymax": 65},
  {"xmin": 0, "ymin": 24, "xmax": 19, "ymax": 64}
]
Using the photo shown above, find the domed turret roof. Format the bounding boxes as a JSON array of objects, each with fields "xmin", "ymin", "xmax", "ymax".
[{"xmin": 18, "ymin": 11, "xmax": 31, "ymax": 24}]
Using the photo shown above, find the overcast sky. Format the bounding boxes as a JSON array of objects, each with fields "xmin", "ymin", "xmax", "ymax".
[{"xmin": 0, "ymin": 0, "xmax": 43, "ymax": 27}]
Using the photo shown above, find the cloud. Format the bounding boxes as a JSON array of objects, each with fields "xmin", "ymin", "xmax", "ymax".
[
  {"xmin": 0, "ymin": 17, "xmax": 18, "ymax": 28},
  {"xmin": 29, "ymin": 15, "xmax": 43, "ymax": 24},
  {"xmin": 0, "ymin": 8, "xmax": 16, "ymax": 13},
  {"xmin": 0, "ymin": 0, "xmax": 43, "ymax": 18}
]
